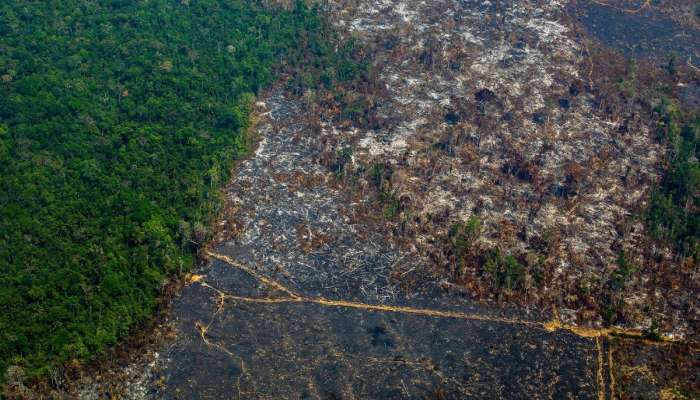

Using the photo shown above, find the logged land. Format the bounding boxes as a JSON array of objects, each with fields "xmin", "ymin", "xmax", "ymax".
[{"xmin": 2, "ymin": 0, "xmax": 699, "ymax": 399}]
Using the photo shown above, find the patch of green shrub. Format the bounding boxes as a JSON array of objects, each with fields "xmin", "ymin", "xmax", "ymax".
[{"xmin": 484, "ymin": 250, "xmax": 525, "ymax": 291}]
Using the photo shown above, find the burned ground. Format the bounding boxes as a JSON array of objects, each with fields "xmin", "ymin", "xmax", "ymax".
[
  {"xmin": 572, "ymin": 0, "xmax": 700, "ymax": 62},
  {"xmin": 313, "ymin": 0, "xmax": 697, "ymax": 338}
]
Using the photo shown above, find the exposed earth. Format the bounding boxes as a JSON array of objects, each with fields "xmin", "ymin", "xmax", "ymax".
[{"xmin": 76, "ymin": 0, "xmax": 699, "ymax": 398}]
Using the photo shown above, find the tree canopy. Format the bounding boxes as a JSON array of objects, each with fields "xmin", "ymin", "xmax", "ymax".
[
  {"xmin": 648, "ymin": 100, "xmax": 700, "ymax": 259},
  {"xmin": 0, "ymin": 0, "xmax": 361, "ymax": 380}
]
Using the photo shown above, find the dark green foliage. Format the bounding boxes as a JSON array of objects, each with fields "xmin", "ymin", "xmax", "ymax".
[
  {"xmin": 610, "ymin": 252, "xmax": 637, "ymax": 291},
  {"xmin": 332, "ymin": 147, "xmax": 353, "ymax": 179},
  {"xmin": 484, "ymin": 250, "xmax": 525, "ymax": 291},
  {"xmin": 531, "ymin": 265, "xmax": 544, "ymax": 288},
  {"xmin": 287, "ymin": 34, "xmax": 370, "ymax": 96},
  {"xmin": 379, "ymin": 189, "xmax": 399, "ymax": 219},
  {"xmin": 600, "ymin": 293, "xmax": 624, "ymax": 325},
  {"xmin": 647, "ymin": 100, "xmax": 699, "ymax": 259},
  {"xmin": 642, "ymin": 319, "xmax": 661, "ymax": 341},
  {"xmin": 0, "ymin": 0, "xmax": 341, "ymax": 380},
  {"xmin": 340, "ymin": 95, "xmax": 373, "ymax": 126},
  {"xmin": 371, "ymin": 163, "xmax": 386, "ymax": 188},
  {"xmin": 448, "ymin": 216, "xmax": 480, "ymax": 256}
]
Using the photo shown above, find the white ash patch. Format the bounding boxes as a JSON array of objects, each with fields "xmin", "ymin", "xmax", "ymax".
[{"xmin": 319, "ymin": 0, "xmax": 677, "ymax": 332}]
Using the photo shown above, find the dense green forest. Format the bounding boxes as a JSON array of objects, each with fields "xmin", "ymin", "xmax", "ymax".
[
  {"xmin": 0, "ymin": 0, "xmax": 365, "ymax": 382},
  {"xmin": 647, "ymin": 101, "xmax": 699, "ymax": 259}
]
